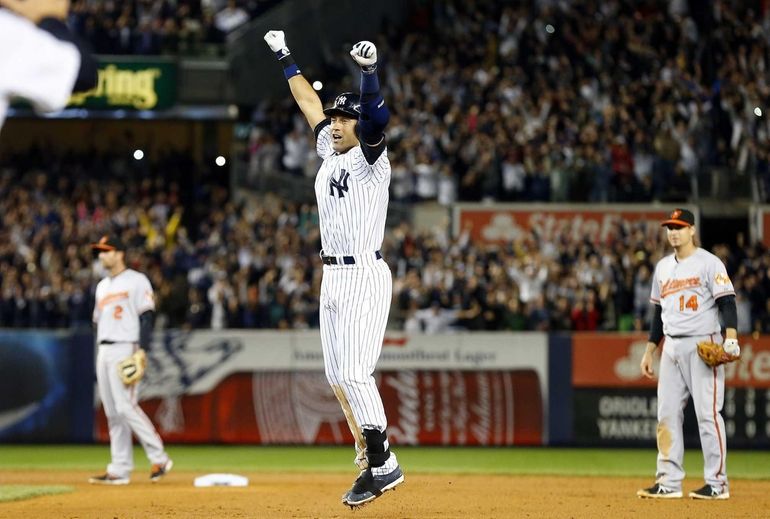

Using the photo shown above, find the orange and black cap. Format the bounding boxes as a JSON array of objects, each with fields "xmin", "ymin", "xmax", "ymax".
[
  {"xmin": 661, "ymin": 208, "xmax": 695, "ymax": 228},
  {"xmin": 91, "ymin": 235, "xmax": 126, "ymax": 252}
]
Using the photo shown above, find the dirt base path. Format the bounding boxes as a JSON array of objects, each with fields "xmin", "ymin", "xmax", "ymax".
[{"xmin": 1, "ymin": 470, "xmax": 768, "ymax": 518}]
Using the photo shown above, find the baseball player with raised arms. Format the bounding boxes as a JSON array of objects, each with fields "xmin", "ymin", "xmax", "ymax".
[
  {"xmin": 637, "ymin": 208, "xmax": 739, "ymax": 500},
  {"xmin": 0, "ymin": 0, "xmax": 97, "ymax": 132},
  {"xmin": 89, "ymin": 235, "xmax": 173, "ymax": 485},
  {"xmin": 264, "ymin": 30, "xmax": 404, "ymax": 508}
]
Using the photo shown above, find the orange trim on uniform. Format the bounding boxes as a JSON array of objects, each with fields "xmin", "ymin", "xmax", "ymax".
[
  {"xmin": 660, "ymin": 277, "xmax": 701, "ymax": 298},
  {"xmin": 712, "ymin": 366, "xmax": 725, "ymax": 479},
  {"xmin": 97, "ymin": 291, "xmax": 129, "ymax": 310}
]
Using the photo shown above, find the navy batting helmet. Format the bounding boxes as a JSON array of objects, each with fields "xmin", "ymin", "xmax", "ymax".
[{"xmin": 323, "ymin": 92, "xmax": 360, "ymax": 119}]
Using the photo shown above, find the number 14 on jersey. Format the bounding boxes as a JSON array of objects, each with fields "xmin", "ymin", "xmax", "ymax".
[{"xmin": 679, "ymin": 295, "xmax": 698, "ymax": 311}]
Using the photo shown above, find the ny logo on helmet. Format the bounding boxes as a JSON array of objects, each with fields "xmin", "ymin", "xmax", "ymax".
[{"xmin": 336, "ymin": 95, "xmax": 347, "ymax": 106}]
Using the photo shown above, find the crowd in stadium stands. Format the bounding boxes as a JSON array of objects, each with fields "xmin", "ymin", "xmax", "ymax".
[
  {"xmin": 247, "ymin": 0, "xmax": 770, "ymax": 205},
  {"xmin": 68, "ymin": 0, "xmax": 279, "ymax": 56},
  {"xmin": 2, "ymin": 149, "xmax": 770, "ymax": 334}
]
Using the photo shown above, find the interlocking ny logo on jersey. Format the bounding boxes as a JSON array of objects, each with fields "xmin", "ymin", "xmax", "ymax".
[{"xmin": 330, "ymin": 169, "xmax": 350, "ymax": 198}]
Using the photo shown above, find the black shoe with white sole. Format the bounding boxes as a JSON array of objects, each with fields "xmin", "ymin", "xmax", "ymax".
[
  {"xmin": 342, "ymin": 466, "xmax": 404, "ymax": 508},
  {"xmin": 636, "ymin": 483, "xmax": 682, "ymax": 499},
  {"xmin": 689, "ymin": 484, "xmax": 730, "ymax": 500}
]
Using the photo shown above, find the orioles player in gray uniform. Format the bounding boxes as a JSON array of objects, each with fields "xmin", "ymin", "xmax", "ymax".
[
  {"xmin": 0, "ymin": 0, "xmax": 97, "ymax": 132},
  {"xmin": 264, "ymin": 30, "xmax": 403, "ymax": 508},
  {"xmin": 637, "ymin": 209, "xmax": 739, "ymax": 500},
  {"xmin": 89, "ymin": 235, "xmax": 173, "ymax": 485}
]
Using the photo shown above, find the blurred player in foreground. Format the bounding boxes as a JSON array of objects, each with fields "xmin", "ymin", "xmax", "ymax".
[{"xmin": 0, "ymin": 0, "xmax": 97, "ymax": 132}]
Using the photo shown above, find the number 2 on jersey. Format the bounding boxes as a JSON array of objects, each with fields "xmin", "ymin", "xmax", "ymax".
[
  {"xmin": 113, "ymin": 305, "xmax": 123, "ymax": 320},
  {"xmin": 678, "ymin": 295, "xmax": 698, "ymax": 312}
]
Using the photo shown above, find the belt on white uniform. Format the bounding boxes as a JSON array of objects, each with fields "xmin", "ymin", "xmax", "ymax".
[
  {"xmin": 99, "ymin": 340, "xmax": 134, "ymax": 345},
  {"xmin": 320, "ymin": 250, "xmax": 382, "ymax": 265}
]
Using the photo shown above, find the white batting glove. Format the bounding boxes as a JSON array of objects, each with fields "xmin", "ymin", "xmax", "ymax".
[
  {"xmin": 264, "ymin": 30, "xmax": 288, "ymax": 54},
  {"xmin": 350, "ymin": 41, "xmax": 377, "ymax": 71},
  {"xmin": 723, "ymin": 338, "xmax": 740, "ymax": 356}
]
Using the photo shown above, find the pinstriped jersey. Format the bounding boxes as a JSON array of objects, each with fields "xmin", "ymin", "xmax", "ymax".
[
  {"xmin": 314, "ymin": 120, "xmax": 390, "ymax": 255},
  {"xmin": 0, "ymin": 9, "xmax": 80, "ymax": 129},
  {"xmin": 93, "ymin": 269, "xmax": 155, "ymax": 343},
  {"xmin": 650, "ymin": 248, "xmax": 735, "ymax": 337}
]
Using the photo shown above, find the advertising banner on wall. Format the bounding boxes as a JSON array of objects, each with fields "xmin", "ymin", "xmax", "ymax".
[
  {"xmin": 94, "ymin": 331, "xmax": 548, "ymax": 446},
  {"xmin": 572, "ymin": 333, "xmax": 770, "ymax": 447},
  {"xmin": 452, "ymin": 203, "xmax": 698, "ymax": 244},
  {"xmin": 67, "ymin": 58, "xmax": 177, "ymax": 110}
]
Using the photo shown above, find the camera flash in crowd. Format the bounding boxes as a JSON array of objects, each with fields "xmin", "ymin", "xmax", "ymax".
[
  {"xmin": 133, "ymin": 149, "xmax": 144, "ymax": 160},
  {"xmin": 312, "ymin": 80, "xmax": 323, "ymax": 91},
  {"xmin": 755, "ymin": 107, "xmax": 762, "ymax": 117},
  {"xmin": 215, "ymin": 156, "xmax": 226, "ymax": 167}
]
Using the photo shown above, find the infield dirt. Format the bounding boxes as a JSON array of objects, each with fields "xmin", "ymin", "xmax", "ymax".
[{"xmin": 0, "ymin": 470, "xmax": 768, "ymax": 518}]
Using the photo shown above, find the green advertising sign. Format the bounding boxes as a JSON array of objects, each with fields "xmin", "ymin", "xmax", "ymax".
[{"xmin": 68, "ymin": 59, "xmax": 177, "ymax": 110}]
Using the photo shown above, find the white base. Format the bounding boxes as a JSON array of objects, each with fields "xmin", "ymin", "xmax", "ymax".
[{"xmin": 194, "ymin": 473, "xmax": 249, "ymax": 487}]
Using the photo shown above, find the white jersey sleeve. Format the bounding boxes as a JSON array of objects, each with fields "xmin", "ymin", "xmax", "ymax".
[
  {"xmin": 707, "ymin": 255, "xmax": 736, "ymax": 300},
  {"xmin": 133, "ymin": 274, "xmax": 156, "ymax": 314},
  {"xmin": 315, "ymin": 120, "xmax": 334, "ymax": 159},
  {"xmin": 0, "ymin": 10, "xmax": 80, "ymax": 114}
]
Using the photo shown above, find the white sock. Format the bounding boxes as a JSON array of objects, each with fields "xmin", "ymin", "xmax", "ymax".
[{"xmin": 371, "ymin": 452, "xmax": 398, "ymax": 476}]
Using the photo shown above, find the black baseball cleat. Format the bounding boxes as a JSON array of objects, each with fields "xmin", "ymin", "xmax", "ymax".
[
  {"xmin": 150, "ymin": 459, "xmax": 173, "ymax": 482},
  {"xmin": 88, "ymin": 473, "xmax": 130, "ymax": 485},
  {"xmin": 688, "ymin": 484, "xmax": 730, "ymax": 500},
  {"xmin": 341, "ymin": 466, "xmax": 404, "ymax": 508},
  {"xmin": 636, "ymin": 483, "xmax": 682, "ymax": 499}
]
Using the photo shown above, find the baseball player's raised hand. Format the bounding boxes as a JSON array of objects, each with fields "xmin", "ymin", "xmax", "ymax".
[
  {"xmin": 350, "ymin": 41, "xmax": 377, "ymax": 70},
  {"xmin": 264, "ymin": 30, "xmax": 288, "ymax": 54}
]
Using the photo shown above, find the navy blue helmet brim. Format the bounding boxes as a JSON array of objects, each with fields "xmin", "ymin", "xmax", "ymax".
[{"xmin": 323, "ymin": 107, "xmax": 360, "ymax": 119}]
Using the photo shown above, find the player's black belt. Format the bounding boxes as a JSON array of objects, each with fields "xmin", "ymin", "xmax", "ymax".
[
  {"xmin": 99, "ymin": 340, "xmax": 117, "ymax": 345},
  {"xmin": 321, "ymin": 250, "xmax": 382, "ymax": 265}
]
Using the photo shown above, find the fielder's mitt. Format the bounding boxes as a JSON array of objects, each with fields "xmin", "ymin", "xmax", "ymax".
[
  {"xmin": 696, "ymin": 341, "xmax": 739, "ymax": 368},
  {"xmin": 118, "ymin": 349, "xmax": 147, "ymax": 385}
]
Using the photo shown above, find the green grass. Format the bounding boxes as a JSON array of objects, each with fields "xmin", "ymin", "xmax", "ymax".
[
  {"xmin": 0, "ymin": 445, "xmax": 769, "ymax": 479},
  {"xmin": 0, "ymin": 485, "xmax": 73, "ymax": 503}
]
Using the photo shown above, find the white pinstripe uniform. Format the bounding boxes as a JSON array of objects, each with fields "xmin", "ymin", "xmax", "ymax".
[
  {"xmin": 0, "ymin": 9, "xmax": 80, "ymax": 131},
  {"xmin": 93, "ymin": 269, "xmax": 169, "ymax": 479},
  {"xmin": 314, "ymin": 120, "xmax": 397, "ymax": 472},
  {"xmin": 650, "ymin": 248, "xmax": 735, "ymax": 492}
]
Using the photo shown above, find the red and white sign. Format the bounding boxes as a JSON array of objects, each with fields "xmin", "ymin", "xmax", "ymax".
[
  {"xmin": 573, "ymin": 332, "xmax": 770, "ymax": 388},
  {"xmin": 95, "ymin": 370, "xmax": 543, "ymax": 446},
  {"xmin": 94, "ymin": 331, "xmax": 549, "ymax": 446},
  {"xmin": 453, "ymin": 204, "xmax": 698, "ymax": 244}
]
